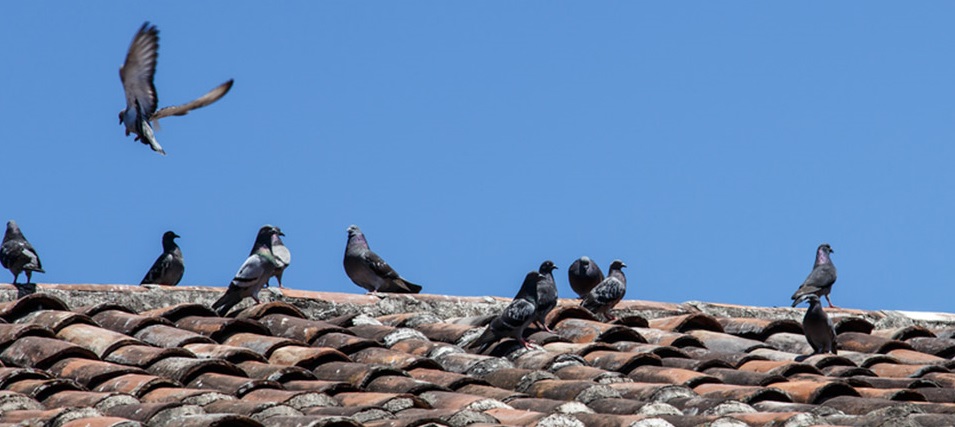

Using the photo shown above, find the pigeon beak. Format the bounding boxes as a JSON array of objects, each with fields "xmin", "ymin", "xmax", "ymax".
[{"xmin": 173, "ymin": 233, "xmax": 181, "ymax": 239}]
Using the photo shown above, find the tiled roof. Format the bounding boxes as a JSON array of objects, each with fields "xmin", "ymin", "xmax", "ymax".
[{"xmin": 0, "ymin": 285, "xmax": 954, "ymax": 426}]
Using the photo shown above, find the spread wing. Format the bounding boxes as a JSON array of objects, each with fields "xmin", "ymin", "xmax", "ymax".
[
  {"xmin": 151, "ymin": 79, "xmax": 234, "ymax": 121},
  {"xmin": 120, "ymin": 22, "xmax": 159, "ymax": 117}
]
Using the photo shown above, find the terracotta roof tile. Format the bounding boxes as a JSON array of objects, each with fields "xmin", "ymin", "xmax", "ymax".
[
  {"xmin": 282, "ymin": 380, "xmax": 356, "ymax": 395},
  {"xmin": 718, "ymin": 317, "xmax": 803, "ymax": 341},
  {"xmin": 57, "ymin": 323, "xmax": 143, "ymax": 358},
  {"xmin": 0, "ymin": 323, "xmax": 53, "ymax": 350},
  {"xmin": 93, "ymin": 373, "xmax": 181, "ymax": 397},
  {"xmin": 47, "ymin": 358, "xmax": 146, "ymax": 388},
  {"xmin": 350, "ymin": 347, "xmax": 441, "ymax": 371},
  {"xmin": 42, "ymin": 390, "xmax": 139, "ymax": 412},
  {"xmin": 60, "ymin": 417, "xmax": 142, "ymax": 427},
  {"xmin": 257, "ymin": 314, "xmax": 346, "ymax": 343},
  {"xmin": 523, "ymin": 379, "xmax": 620, "ymax": 404},
  {"xmin": 268, "ymin": 346, "xmax": 350, "ymax": 369},
  {"xmin": 312, "ymin": 361, "xmax": 408, "ymax": 388},
  {"xmin": 92, "ymin": 309, "xmax": 171, "ymax": 336},
  {"xmin": 139, "ymin": 386, "xmax": 234, "ymax": 405},
  {"xmin": 134, "ymin": 324, "xmax": 215, "ymax": 348},
  {"xmin": 838, "ymin": 332, "xmax": 913, "ymax": 354},
  {"xmin": 104, "ymin": 344, "xmax": 194, "ymax": 368},
  {"xmin": 184, "ymin": 343, "xmax": 269, "ymax": 363},
  {"xmin": 584, "ymin": 350, "xmax": 661, "ymax": 374},
  {"xmin": 702, "ymin": 367, "xmax": 787, "ymax": 386},
  {"xmin": 692, "ymin": 383, "xmax": 792, "ymax": 404},
  {"xmin": 552, "ymin": 364, "xmax": 625, "ymax": 383},
  {"xmin": 649, "ymin": 314, "xmax": 724, "ymax": 333},
  {"xmin": 186, "ymin": 372, "xmax": 280, "ymax": 396},
  {"xmin": 16, "ymin": 310, "xmax": 96, "ymax": 332},
  {"xmin": 555, "ymin": 318, "xmax": 645, "ymax": 344},
  {"xmin": 407, "ymin": 368, "xmax": 487, "ymax": 390},
  {"xmin": 236, "ymin": 360, "xmax": 316, "ymax": 382},
  {"xmin": 628, "ymin": 365, "xmax": 721, "ymax": 388},
  {"xmin": 0, "ymin": 336, "xmax": 97, "ymax": 369},
  {"xmin": 872, "ymin": 325, "xmax": 935, "ymax": 341},
  {"xmin": 632, "ymin": 327, "xmax": 705, "ymax": 348},
  {"xmin": 364, "ymin": 375, "xmax": 447, "ymax": 395},
  {"xmin": 311, "ymin": 332, "xmax": 380, "ymax": 354},
  {"xmin": 454, "ymin": 383, "xmax": 526, "ymax": 401}
]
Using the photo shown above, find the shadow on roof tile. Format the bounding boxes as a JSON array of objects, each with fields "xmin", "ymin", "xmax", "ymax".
[
  {"xmin": 282, "ymin": 380, "xmax": 357, "ymax": 395},
  {"xmin": 718, "ymin": 317, "xmax": 802, "ymax": 341},
  {"xmin": 585, "ymin": 351, "xmax": 662, "ymax": 374},
  {"xmin": 5, "ymin": 377, "xmax": 84, "ymax": 401},
  {"xmin": 0, "ymin": 323, "xmax": 54, "ymax": 351},
  {"xmin": 141, "ymin": 303, "xmax": 217, "ymax": 322},
  {"xmin": 554, "ymin": 319, "xmax": 645, "ymax": 344},
  {"xmin": 175, "ymin": 316, "xmax": 270, "ymax": 342},
  {"xmin": 0, "ymin": 294, "xmax": 69, "ymax": 322}
]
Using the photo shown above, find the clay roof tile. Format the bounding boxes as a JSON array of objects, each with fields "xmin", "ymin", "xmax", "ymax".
[{"xmin": 0, "ymin": 336, "xmax": 97, "ymax": 369}]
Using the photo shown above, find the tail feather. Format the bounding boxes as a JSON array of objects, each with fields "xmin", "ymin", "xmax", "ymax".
[{"xmin": 212, "ymin": 286, "xmax": 242, "ymax": 316}]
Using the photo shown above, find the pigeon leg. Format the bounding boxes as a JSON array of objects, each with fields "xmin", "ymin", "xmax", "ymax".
[
  {"xmin": 11, "ymin": 272, "xmax": 18, "ymax": 285},
  {"xmin": 824, "ymin": 295, "xmax": 839, "ymax": 309},
  {"xmin": 520, "ymin": 338, "xmax": 534, "ymax": 349},
  {"xmin": 25, "ymin": 271, "xmax": 31, "ymax": 285},
  {"xmin": 252, "ymin": 295, "xmax": 261, "ymax": 304},
  {"xmin": 536, "ymin": 321, "xmax": 553, "ymax": 333}
]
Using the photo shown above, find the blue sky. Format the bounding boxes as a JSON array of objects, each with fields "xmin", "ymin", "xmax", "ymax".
[{"xmin": 1, "ymin": 3, "xmax": 953, "ymax": 311}]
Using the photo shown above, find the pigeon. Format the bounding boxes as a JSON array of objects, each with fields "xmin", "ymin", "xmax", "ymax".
[
  {"xmin": 211, "ymin": 225, "xmax": 283, "ymax": 316},
  {"xmin": 140, "ymin": 231, "xmax": 184, "ymax": 286},
  {"xmin": 343, "ymin": 225, "xmax": 422, "ymax": 294},
  {"xmin": 468, "ymin": 272, "xmax": 541, "ymax": 353},
  {"xmin": 794, "ymin": 294, "xmax": 837, "ymax": 355},
  {"xmin": 568, "ymin": 256, "xmax": 604, "ymax": 299},
  {"xmin": 268, "ymin": 231, "xmax": 291, "ymax": 289},
  {"xmin": 790, "ymin": 243, "xmax": 838, "ymax": 308},
  {"xmin": 119, "ymin": 22, "xmax": 234, "ymax": 155},
  {"xmin": 533, "ymin": 260, "xmax": 558, "ymax": 332},
  {"xmin": 581, "ymin": 259, "xmax": 627, "ymax": 321},
  {"xmin": 0, "ymin": 221, "xmax": 44, "ymax": 285}
]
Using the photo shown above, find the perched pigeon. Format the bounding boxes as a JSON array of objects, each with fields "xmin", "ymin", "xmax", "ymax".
[
  {"xmin": 790, "ymin": 244, "xmax": 838, "ymax": 308},
  {"xmin": 468, "ymin": 272, "xmax": 541, "ymax": 353},
  {"xmin": 268, "ymin": 231, "xmax": 291, "ymax": 289},
  {"xmin": 0, "ymin": 221, "xmax": 44, "ymax": 285},
  {"xmin": 119, "ymin": 22, "xmax": 234, "ymax": 155},
  {"xmin": 533, "ymin": 260, "xmax": 558, "ymax": 332},
  {"xmin": 211, "ymin": 225, "xmax": 283, "ymax": 316},
  {"xmin": 140, "ymin": 231, "xmax": 184, "ymax": 286},
  {"xmin": 343, "ymin": 225, "xmax": 421, "ymax": 294},
  {"xmin": 794, "ymin": 294, "xmax": 837, "ymax": 355},
  {"xmin": 581, "ymin": 260, "xmax": 627, "ymax": 321},
  {"xmin": 568, "ymin": 256, "xmax": 604, "ymax": 299}
]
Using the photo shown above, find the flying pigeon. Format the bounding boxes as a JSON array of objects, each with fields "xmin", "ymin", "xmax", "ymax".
[
  {"xmin": 211, "ymin": 225, "xmax": 283, "ymax": 316},
  {"xmin": 581, "ymin": 259, "xmax": 627, "ymax": 321},
  {"xmin": 140, "ymin": 231, "xmax": 184, "ymax": 286},
  {"xmin": 794, "ymin": 294, "xmax": 837, "ymax": 355},
  {"xmin": 119, "ymin": 22, "xmax": 234, "ymax": 155},
  {"xmin": 790, "ymin": 243, "xmax": 838, "ymax": 308},
  {"xmin": 343, "ymin": 225, "xmax": 422, "ymax": 294},
  {"xmin": 468, "ymin": 271, "xmax": 541, "ymax": 353},
  {"xmin": 533, "ymin": 260, "xmax": 558, "ymax": 332},
  {"xmin": 568, "ymin": 256, "xmax": 604, "ymax": 299},
  {"xmin": 268, "ymin": 231, "xmax": 291, "ymax": 289},
  {"xmin": 0, "ymin": 221, "xmax": 44, "ymax": 285}
]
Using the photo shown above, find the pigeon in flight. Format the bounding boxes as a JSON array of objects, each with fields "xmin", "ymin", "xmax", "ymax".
[
  {"xmin": 343, "ymin": 225, "xmax": 422, "ymax": 294},
  {"xmin": 794, "ymin": 294, "xmax": 837, "ymax": 355},
  {"xmin": 268, "ymin": 230, "xmax": 291, "ymax": 289},
  {"xmin": 0, "ymin": 221, "xmax": 44, "ymax": 285},
  {"xmin": 119, "ymin": 22, "xmax": 234, "ymax": 155},
  {"xmin": 533, "ymin": 260, "xmax": 558, "ymax": 332},
  {"xmin": 140, "ymin": 231, "xmax": 184, "ymax": 286},
  {"xmin": 790, "ymin": 243, "xmax": 838, "ymax": 308},
  {"xmin": 211, "ymin": 225, "xmax": 283, "ymax": 316},
  {"xmin": 568, "ymin": 256, "xmax": 604, "ymax": 299},
  {"xmin": 581, "ymin": 259, "xmax": 627, "ymax": 321},
  {"xmin": 468, "ymin": 271, "xmax": 541, "ymax": 353}
]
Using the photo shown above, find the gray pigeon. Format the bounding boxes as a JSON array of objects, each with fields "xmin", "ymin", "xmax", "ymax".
[
  {"xmin": 568, "ymin": 256, "xmax": 604, "ymax": 299},
  {"xmin": 0, "ymin": 221, "xmax": 44, "ymax": 285},
  {"xmin": 581, "ymin": 259, "xmax": 627, "ymax": 321},
  {"xmin": 268, "ymin": 231, "xmax": 291, "ymax": 289},
  {"xmin": 468, "ymin": 271, "xmax": 541, "ymax": 353},
  {"xmin": 794, "ymin": 294, "xmax": 837, "ymax": 355},
  {"xmin": 140, "ymin": 231, "xmax": 184, "ymax": 286},
  {"xmin": 119, "ymin": 22, "xmax": 234, "ymax": 155},
  {"xmin": 211, "ymin": 225, "xmax": 283, "ymax": 316},
  {"xmin": 533, "ymin": 260, "xmax": 558, "ymax": 332},
  {"xmin": 790, "ymin": 243, "xmax": 838, "ymax": 308},
  {"xmin": 343, "ymin": 225, "xmax": 422, "ymax": 294}
]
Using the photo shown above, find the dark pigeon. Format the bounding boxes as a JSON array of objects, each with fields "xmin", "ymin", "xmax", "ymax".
[
  {"xmin": 581, "ymin": 259, "xmax": 627, "ymax": 321},
  {"xmin": 140, "ymin": 231, "xmax": 184, "ymax": 286},
  {"xmin": 211, "ymin": 225, "xmax": 283, "ymax": 316},
  {"xmin": 790, "ymin": 243, "xmax": 838, "ymax": 308},
  {"xmin": 1, "ymin": 221, "xmax": 44, "ymax": 285},
  {"xmin": 119, "ymin": 22, "xmax": 234, "ymax": 155},
  {"xmin": 343, "ymin": 225, "xmax": 421, "ymax": 294},
  {"xmin": 533, "ymin": 260, "xmax": 558, "ymax": 332},
  {"xmin": 568, "ymin": 256, "xmax": 604, "ymax": 299},
  {"xmin": 468, "ymin": 272, "xmax": 541, "ymax": 353},
  {"xmin": 794, "ymin": 294, "xmax": 837, "ymax": 355},
  {"xmin": 268, "ymin": 231, "xmax": 291, "ymax": 289}
]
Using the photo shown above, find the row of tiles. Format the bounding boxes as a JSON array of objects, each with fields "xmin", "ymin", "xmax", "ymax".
[{"xmin": 0, "ymin": 293, "xmax": 953, "ymax": 426}]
